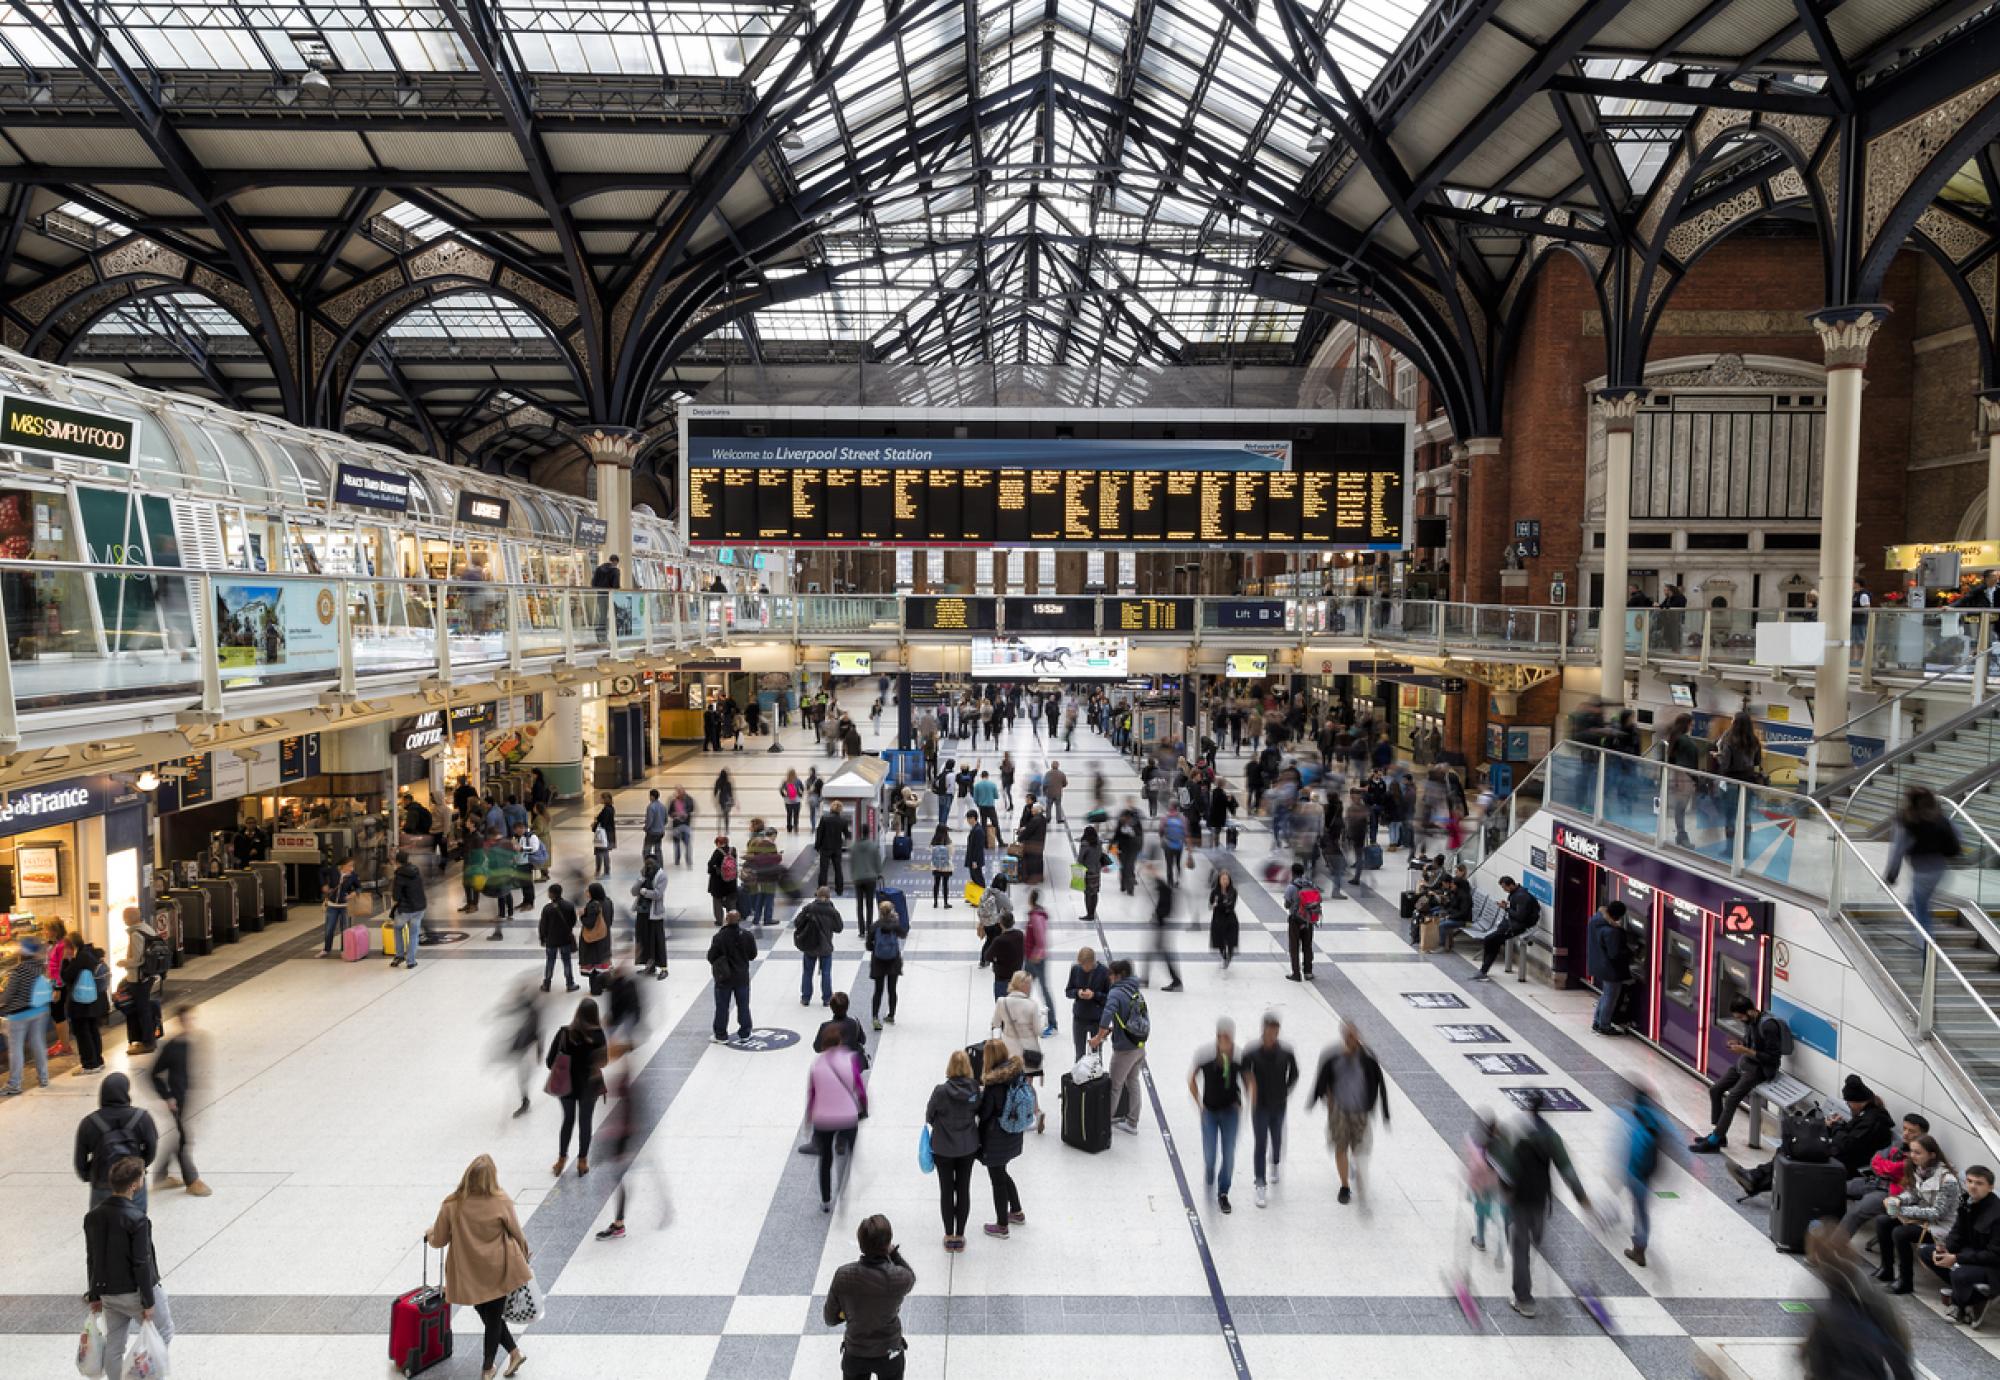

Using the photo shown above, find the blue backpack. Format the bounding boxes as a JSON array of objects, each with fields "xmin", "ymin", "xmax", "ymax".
[
  {"xmin": 873, "ymin": 921, "xmax": 904, "ymax": 963},
  {"xmin": 999, "ymin": 1079, "xmax": 1037, "ymax": 1134},
  {"xmin": 71, "ymin": 964, "xmax": 98, "ymax": 1005}
]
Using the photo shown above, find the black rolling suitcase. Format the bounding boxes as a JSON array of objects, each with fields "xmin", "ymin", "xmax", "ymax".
[
  {"xmin": 1399, "ymin": 890, "xmax": 1418, "ymax": 919},
  {"xmin": 1770, "ymin": 1153, "xmax": 1848, "ymax": 1252},
  {"xmin": 1061, "ymin": 1072, "xmax": 1113, "ymax": 1153},
  {"xmin": 1226, "ymin": 826, "xmax": 1239, "ymax": 848}
]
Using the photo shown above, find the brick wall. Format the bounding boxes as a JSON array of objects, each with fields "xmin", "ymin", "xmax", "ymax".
[{"xmin": 1906, "ymin": 254, "xmax": 1988, "ymax": 540}]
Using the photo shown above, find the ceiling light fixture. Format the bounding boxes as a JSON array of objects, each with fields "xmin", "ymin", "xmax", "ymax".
[
  {"xmin": 779, "ymin": 129, "xmax": 806, "ymax": 151},
  {"xmin": 1306, "ymin": 127, "xmax": 1333, "ymax": 154},
  {"xmin": 299, "ymin": 65, "xmax": 333, "ymax": 98}
]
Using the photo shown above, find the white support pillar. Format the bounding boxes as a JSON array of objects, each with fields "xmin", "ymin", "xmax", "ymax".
[
  {"xmin": 1981, "ymin": 393, "xmax": 2000, "ymax": 541},
  {"xmin": 1595, "ymin": 389, "xmax": 1645, "ymax": 704},
  {"xmin": 1809, "ymin": 306, "xmax": 1890, "ymax": 774},
  {"xmin": 577, "ymin": 427, "xmax": 642, "ymax": 569}
]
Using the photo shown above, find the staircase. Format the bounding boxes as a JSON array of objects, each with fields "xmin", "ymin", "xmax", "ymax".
[
  {"xmin": 1845, "ymin": 903, "xmax": 2000, "ymax": 1101},
  {"xmin": 1821, "ymin": 691, "xmax": 2000, "ymax": 837},
  {"xmin": 1486, "ymin": 740, "xmax": 2000, "ymax": 1140}
]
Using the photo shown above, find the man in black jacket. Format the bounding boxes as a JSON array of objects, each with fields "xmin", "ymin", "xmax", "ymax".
[
  {"xmin": 538, "ymin": 885, "xmax": 580, "ymax": 994},
  {"xmin": 1922, "ymin": 1163, "xmax": 1999, "ymax": 1324},
  {"xmin": 824, "ymin": 1213, "xmax": 915, "ymax": 1377},
  {"xmin": 75, "ymin": 1073, "xmax": 158, "ymax": 1212},
  {"xmin": 707, "ymin": 909, "xmax": 759, "ymax": 1044},
  {"xmin": 390, "ymin": 850, "xmax": 428, "ymax": 964},
  {"xmin": 1691, "ymin": 997, "xmax": 1786, "ymax": 1152},
  {"xmin": 148, "ymin": 1006, "xmax": 209, "ymax": 1199},
  {"xmin": 1476, "ymin": 877, "xmax": 1541, "ymax": 980},
  {"xmin": 816, "ymin": 801, "xmax": 851, "ymax": 894},
  {"xmin": 85, "ymin": 1155, "xmax": 173, "ymax": 1370}
]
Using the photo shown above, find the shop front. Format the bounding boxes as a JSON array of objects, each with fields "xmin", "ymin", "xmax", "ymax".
[
  {"xmin": 0, "ymin": 773, "xmax": 147, "ymax": 985},
  {"xmin": 1550, "ymin": 820, "xmax": 1774, "ymax": 1078}
]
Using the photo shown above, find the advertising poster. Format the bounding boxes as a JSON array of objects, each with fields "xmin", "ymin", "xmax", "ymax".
[
  {"xmin": 16, "ymin": 844, "xmax": 61, "ymax": 898},
  {"xmin": 971, "ymin": 635, "xmax": 1128, "ymax": 679},
  {"xmin": 829, "ymin": 651, "xmax": 873, "ymax": 676},
  {"xmin": 214, "ymin": 578, "xmax": 339, "ymax": 675}
]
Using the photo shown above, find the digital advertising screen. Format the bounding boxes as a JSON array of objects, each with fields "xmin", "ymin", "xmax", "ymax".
[
  {"xmin": 1224, "ymin": 653, "xmax": 1271, "ymax": 679},
  {"xmin": 828, "ymin": 651, "xmax": 872, "ymax": 676},
  {"xmin": 683, "ymin": 419, "xmax": 1409, "ymax": 549},
  {"xmin": 971, "ymin": 635, "xmax": 1129, "ymax": 679}
]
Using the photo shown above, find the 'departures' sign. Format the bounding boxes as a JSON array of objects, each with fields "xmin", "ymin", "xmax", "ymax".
[{"xmin": 1, "ymin": 394, "xmax": 137, "ymax": 465}]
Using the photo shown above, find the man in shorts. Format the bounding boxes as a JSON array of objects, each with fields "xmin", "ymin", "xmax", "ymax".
[{"xmin": 1307, "ymin": 1022, "xmax": 1389, "ymax": 1205}]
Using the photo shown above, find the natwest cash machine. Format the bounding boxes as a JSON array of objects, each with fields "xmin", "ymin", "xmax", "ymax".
[{"xmin": 1549, "ymin": 820, "xmax": 1774, "ymax": 1077}]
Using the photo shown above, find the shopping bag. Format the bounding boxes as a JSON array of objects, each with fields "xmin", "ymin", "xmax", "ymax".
[
  {"xmin": 120, "ymin": 1319, "xmax": 170, "ymax": 1380},
  {"xmin": 500, "ymin": 1274, "xmax": 545, "ymax": 1327},
  {"xmin": 76, "ymin": 1311, "xmax": 106, "ymax": 1377},
  {"xmin": 962, "ymin": 880, "xmax": 985, "ymax": 907},
  {"xmin": 918, "ymin": 1125, "xmax": 935, "ymax": 1175},
  {"xmin": 1070, "ymin": 862, "xmax": 1089, "ymax": 892},
  {"xmin": 1071, "ymin": 1049, "xmax": 1106, "ymax": 1084}
]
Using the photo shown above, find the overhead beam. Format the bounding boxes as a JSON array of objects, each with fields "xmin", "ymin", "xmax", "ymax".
[{"xmin": 1540, "ymin": 75, "xmax": 1838, "ymax": 116}]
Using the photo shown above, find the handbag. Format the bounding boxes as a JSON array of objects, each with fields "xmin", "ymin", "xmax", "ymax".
[
  {"xmin": 918, "ymin": 1125, "xmax": 935, "ymax": 1175},
  {"xmin": 349, "ymin": 891, "xmax": 377, "ymax": 922},
  {"xmin": 544, "ymin": 1032, "xmax": 573, "ymax": 1098},
  {"xmin": 500, "ymin": 1273, "xmax": 545, "ymax": 1327}
]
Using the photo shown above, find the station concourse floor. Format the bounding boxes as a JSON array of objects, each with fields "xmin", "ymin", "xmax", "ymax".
[{"xmin": 0, "ymin": 713, "xmax": 1993, "ymax": 1380}]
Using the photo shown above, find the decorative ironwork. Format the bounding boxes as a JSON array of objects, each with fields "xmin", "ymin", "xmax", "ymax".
[
  {"xmin": 1914, "ymin": 206, "xmax": 1991, "ymax": 264},
  {"xmin": 13, "ymin": 264, "xmax": 97, "ymax": 326},
  {"xmin": 1862, "ymin": 72, "xmax": 2000, "ymax": 255}
]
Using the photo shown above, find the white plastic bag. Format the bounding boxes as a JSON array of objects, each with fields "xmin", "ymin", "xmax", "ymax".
[
  {"xmin": 75, "ymin": 1311, "xmax": 105, "ymax": 1377},
  {"xmin": 121, "ymin": 1319, "xmax": 169, "ymax": 1380},
  {"xmin": 1071, "ymin": 1049, "xmax": 1106, "ymax": 1084},
  {"xmin": 500, "ymin": 1274, "xmax": 545, "ymax": 1327}
]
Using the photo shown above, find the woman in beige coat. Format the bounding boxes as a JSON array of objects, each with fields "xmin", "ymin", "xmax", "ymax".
[{"xmin": 426, "ymin": 1154, "xmax": 533, "ymax": 1379}]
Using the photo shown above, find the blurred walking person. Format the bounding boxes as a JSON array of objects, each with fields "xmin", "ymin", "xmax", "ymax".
[
  {"xmin": 147, "ymin": 1005, "xmax": 210, "ymax": 1198},
  {"xmin": 1308, "ymin": 1022, "xmax": 1388, "ymax": 1206}
]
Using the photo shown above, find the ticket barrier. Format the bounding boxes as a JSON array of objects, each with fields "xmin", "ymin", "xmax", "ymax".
[
  {"xmin": 196, "ymin": 877, "xmax": 240, "ymax": 945},
  {"xmin": 167, "ymin": 888, "xmax": 213, "ymax": 957}
]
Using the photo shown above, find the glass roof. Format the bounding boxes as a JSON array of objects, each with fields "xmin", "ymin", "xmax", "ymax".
[
  {"xmin": 85, "ymin": 291, "xmax": 254, "ymax": 341},
  {"xmin": 385, "ymin": 292, "xmax": 553, "ymax": 340}
]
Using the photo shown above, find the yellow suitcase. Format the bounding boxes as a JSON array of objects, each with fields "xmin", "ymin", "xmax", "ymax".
[{"xmin": 381, "ymin": 921, "xmax": 404, "ymax": 958}]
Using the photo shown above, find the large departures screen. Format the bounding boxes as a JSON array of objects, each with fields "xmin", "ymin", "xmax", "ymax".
[{"xmin": 683, "ymin": 420, "xmax": 1408, "ymax": 549}]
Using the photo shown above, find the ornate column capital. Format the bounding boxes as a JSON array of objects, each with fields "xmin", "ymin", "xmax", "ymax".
[
  {"xmin": 1979, "ymin": 390, "xmax": 2000, "ymax": 435},
  {"xmin": 575, "ymin": 425, "xmax": 644, "ymax": 469},
  {"xmin": 1807, "ymin": 305, "xmax": 1891, "ymax": 370},
  {"xmin": 1592, "ymin": 388, "xmax": 1646, "ymax": 434},
  {"xmin": 1461, "ymin": 435, "xmax": 1503, "ymax": 459}
]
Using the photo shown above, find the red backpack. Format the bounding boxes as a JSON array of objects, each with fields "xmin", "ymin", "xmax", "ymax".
[{"xmin": 1295, "ymin": 887, "xmax": 1323, "ymax": 925}]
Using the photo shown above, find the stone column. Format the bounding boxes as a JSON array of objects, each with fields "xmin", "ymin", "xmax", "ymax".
[
  {"xmin": 1982, "ymin": 391, "xmax": 2000, "ymax": 542},
  {"xmin": 577, "ymin": 426, "xmax": 642, "ymax": 568},
  {"xmin": 1594, "ymin": 390, "xmax": 1645, "ymax": 703},
  {"xmin": 1809, "ymin": 306, "xmax": 1890, "ymax": 771}
]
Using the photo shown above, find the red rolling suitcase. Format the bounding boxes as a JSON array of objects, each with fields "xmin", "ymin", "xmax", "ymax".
[{"xmin": 390, "ymin": 1241, "xmax": 453, "ymax": 1376}]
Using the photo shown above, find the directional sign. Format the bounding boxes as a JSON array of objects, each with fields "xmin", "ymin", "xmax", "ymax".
[
  {"xmin": 1502, "ymin": 1087, "xmax": 1589, "ymax": 1112},
  {"xmin": 724, "ymin": 1027, "xmax": 802, "ymax": 1052},
  {"xmin": 1436, "ymin": 1023, "xmax": 1507, "ymax": 1043},
  {"xmin": 1404, "ymin": 992, "xmax": 1468, "ymax": 1010},
  {"xmin": 1466, "ymin": 1052, "xmax": 1546, "ymax": 1075}
]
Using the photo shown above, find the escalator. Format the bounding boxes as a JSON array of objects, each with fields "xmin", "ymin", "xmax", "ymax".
[{"xmin": 1814, "ymin": 664, "xmax": 2000, "ymax": 838}]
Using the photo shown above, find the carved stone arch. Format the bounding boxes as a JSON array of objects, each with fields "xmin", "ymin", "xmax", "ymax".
[
  {"xmin": 1629, "ymin": 159, "xmax": 1831, "ymax": 373},
  {"xmin": 312, "ymin": 274, "xmax": 588, "ymax": 432},
  {"xmin": 1904, "ymin": 226, "xmax": 1999, "ymax": 387},
  {"xmin": 1858, "ymin": 73, "xmax": 2000, "ymax": 300},
  {"xmin": 1629, "ymin": 124, "xmax": 1833, "ymax": 371},
  {"xmin": 1493, "ymin": 240, "xmax": 1617, "ymax": 406}
]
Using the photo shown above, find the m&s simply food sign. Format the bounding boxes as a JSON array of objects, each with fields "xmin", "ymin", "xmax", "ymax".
[{"xmin": 1, "ymin": 394, "xmax": 137, "ymax": 465}]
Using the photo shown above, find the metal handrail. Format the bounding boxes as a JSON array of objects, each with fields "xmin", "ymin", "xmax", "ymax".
[
  {"xmin": 1498, "ymin": 740, "xmax": 2000, "ymax": 1058},
  {"xmin": 1811, "ymin": 638, "xmax": 1993, "ymax": 748},
  {"xmin": 1822, "ymin": 689, "xmax": 2000, "ymax": 832}
]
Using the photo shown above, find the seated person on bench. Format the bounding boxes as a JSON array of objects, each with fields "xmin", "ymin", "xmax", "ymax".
[
  {"xmin": 1922, "ymin": 1161, "xmax": 1999, "ymax": 1327},
  {"xmin": 1430, "ymin": 863, "xmax": 1475, "ymax": 948},
  {"xmin": 1689, "ymin": 997, "xmax": 1786, "ymax": 1153},
  {"xmin": 1725, "ymin": 1074, "xmax": 1895, "ymax": 1199},
  {"xmin": 1841, "ymin": 1113, "xmax": 1930, "ymax": 1242},
  {"xmin": 1475, "ymin": 877, "xmax": 1541, "ymax": 980}
]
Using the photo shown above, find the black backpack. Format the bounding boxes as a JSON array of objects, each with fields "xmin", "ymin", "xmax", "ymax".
[
  {"xmin": 140, "ymin": 934, "xmax": 172, "ymax": 981},
  {"xmin": 92, "ymin": 1108, "xmax": 149, "ymax": 1182}
]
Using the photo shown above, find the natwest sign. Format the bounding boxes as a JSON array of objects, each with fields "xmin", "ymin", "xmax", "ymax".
[{"xmin": 1552, "ymin": 823, "xmax": 1602, "ymax": 862}]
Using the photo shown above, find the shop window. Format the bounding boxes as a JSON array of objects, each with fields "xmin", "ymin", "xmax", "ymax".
[{"xmin": 0, "ymin": 487, "xmax": 95, "ymax": 658}]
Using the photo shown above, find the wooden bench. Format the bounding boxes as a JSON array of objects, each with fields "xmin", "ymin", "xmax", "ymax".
[{"xmin": 1744, "ymin": 1072, "xmax": 1819, "ymax": 1150}]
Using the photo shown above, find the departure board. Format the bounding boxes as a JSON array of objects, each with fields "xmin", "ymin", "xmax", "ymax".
[
  {"xmin": 684, "ymin": 424, "xmax": 1407, "ymax": 547},
  {"xmin": 1111, "ymin": 597, "xmax": 1193, "ymax": 633},
  {"xmin": 1004, "ymin": 597, "xmax": 1096, "ymax": 632},
  {"xmin": 904, "ymin": 596, "xmax": 997, "ymax": 631}
]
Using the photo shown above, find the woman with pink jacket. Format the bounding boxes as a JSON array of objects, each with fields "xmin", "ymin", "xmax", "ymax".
[{"xmin": 806, "ymin": 1025, "xmax": 868, "ymax": 1210}]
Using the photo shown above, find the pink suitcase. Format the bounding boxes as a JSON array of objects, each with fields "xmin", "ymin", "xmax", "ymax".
[{"xmin": 342, "ymin": 924, "xmax": 371, "ymax": 961}]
